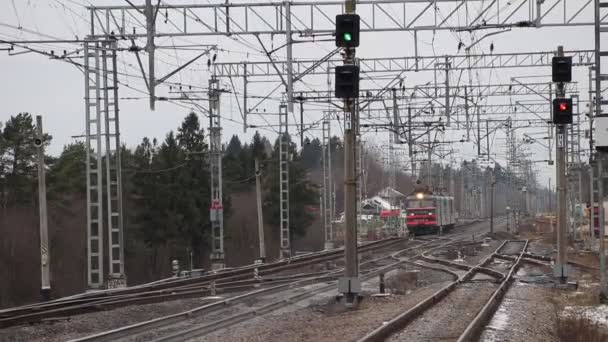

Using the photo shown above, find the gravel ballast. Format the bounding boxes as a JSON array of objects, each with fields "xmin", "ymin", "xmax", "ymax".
[
  {"xmin": 388, "ymin": 282, "xmax": 498, "ymax": 341},
  {"xmin": 195, "ymin": 285, "xmax": 445, "ymax": 342},
  {"xmin": 0, "ymin": 297, "xmax": 223, "ymax": 342}
]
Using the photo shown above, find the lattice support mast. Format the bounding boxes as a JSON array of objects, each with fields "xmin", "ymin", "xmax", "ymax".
[
  {"xmin": 84, "ymin": 41, "xmax": 105, "ymax": 288},
  {"xmin": 101, "ymin": 40, "xmax": 125, "ymax": 285},
  {"xmin": 322, "ymin": 120, "xmax": 333, "ymax": 249},
  {"xmin": 279, "ymin": 103, "xmax": 291, "ymax": 258},
  {"xmin": 209, "ymin": 76, "xmax": 225, "ymax": 270}
]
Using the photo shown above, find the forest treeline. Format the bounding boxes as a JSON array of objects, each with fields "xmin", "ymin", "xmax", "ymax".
[
  {"xmin": 0, "ymin": 111, "xmax": 542, "ymax": 308},
  {"xmin": 0, "ymin": 112, "xmax": 349, "ymax": 307}
]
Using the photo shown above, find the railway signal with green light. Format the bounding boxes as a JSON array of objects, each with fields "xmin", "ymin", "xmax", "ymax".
[{"xmin": 335, "ymin": 14, "xmax": 360, "ymax": 48}]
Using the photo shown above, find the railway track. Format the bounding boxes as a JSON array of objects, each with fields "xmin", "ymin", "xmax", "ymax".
[
  {"xmin": 0, "ymin": 220, "xmax": 487, "ymax": 342},
  {"xmin": 66, "ymin": 236, "xmax": 470, "ymax": 342},
  {"xmin": 358, "ymin": 239, "xmax": 528, "ymax": 342},
  {"xmin": 0, "ymin": 237, "xmax": 409, "ymax": 329}
]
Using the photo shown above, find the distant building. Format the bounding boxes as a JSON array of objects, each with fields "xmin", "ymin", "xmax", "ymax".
[
  {"xmin": 361, "ymin": 196, "xmax": 392, "ymax": 215},
  {"xmin": 377, "ymin": 187, "xmax": 407, "ymax": 202}
]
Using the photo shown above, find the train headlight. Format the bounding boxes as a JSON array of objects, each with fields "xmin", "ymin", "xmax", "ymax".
[
  {"xmin": 428, "ymin": 212, "xmax": 433, "ymax": 215},
  {"xmin": 416, "ymin": 193, "xmax": 424, "ymax": 199}
]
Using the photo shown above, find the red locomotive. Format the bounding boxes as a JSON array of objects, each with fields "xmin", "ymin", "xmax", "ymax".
[{"xmin": 405, "ymin": 189, "xmax": 455, "ymax": 235}]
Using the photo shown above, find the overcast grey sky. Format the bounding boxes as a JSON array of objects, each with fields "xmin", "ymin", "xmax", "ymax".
[{"xmin": 0, "ymin": 0, "xmax": 601, "ymax": 189}]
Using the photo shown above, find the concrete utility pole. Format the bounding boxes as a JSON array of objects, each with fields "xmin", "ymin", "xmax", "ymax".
[
  {"xmin": 407, "ymin": 106, "xmax": 416, "ymax": 178},
  {"xmin": 464, "ymin": 86, "xmax": 470, "ymax": 140},
  {"xmin": 339, "ymin": 0, "xmax": 360, "ymax": 308},
  {"xmin": 255, "ymin": 159, "xmax": 265, "ymax": 262},
  {"xmin": 427, "ymin": 132, "xmax": 432, "ymax": 185},
  {"xmin": 299, "ymin": 94, "xmax": 305, "ymax": 147},
  {"xmin": 477, "ymin": 106, "xmax": 481, "ymax": 156},
  {"xmin": 35, "ymin": 116, "xmax": 50, "ymax": 301},
  {"xmin": 588, "ymin": 67, "xmax": 596, "ymax": 250},
  {"xmin": 554, "ymin": 46, "xmax": 569, "ymax": 284},
  {"xmin": 594, "ymin": 0, "xmax": 607, "ymax": 301},
  {"xmin": 598, "ymin": 155, "xmax": 607, "ymax": 298},
  {"xmin": 485, "ymin": 120, "xmax": 490, "ymax": 160},
  {"xmin": 490, "ymin": 172, "xmax": 496, "ymax": 235},
  {"xmin": 444, "ymin": 57, "xmax": 451, "ymax": 126},
  {"xmin": 145, "ymin": 0, "xmax": 156, "ymax": 110}
]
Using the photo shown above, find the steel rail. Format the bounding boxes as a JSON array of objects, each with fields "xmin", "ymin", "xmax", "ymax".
[
  {"xmin": 69, "ymin": 237, "xmax": 455, "ymax": 342},
  {"xmin": 357, "ymin": 240, "xmax": 516, "ymax": 342},
  {"xmin": 139, "ymin": 238, "xmax": 471, "ymax": 342},
  {"xmin": 417, "ymin": 240, "xmax": 505, "ymax": 279},
  {"xmin": 0, "ymin": 237, "xmax": 403, "ymax": 327},
  {"xmin": 456, "ymin": 240, "xmax": 529, "ymax": 342}
]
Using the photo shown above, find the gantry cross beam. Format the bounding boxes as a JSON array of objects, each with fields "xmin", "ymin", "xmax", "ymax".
[
  {"xmin": 295, "ymin": 82, "xmax": 579, "ymax": 101},
  {"xmin": 213, "ymin": 50, "xmax": 595, "ymax": 77},
  {"xmin": 88, "ymin": 0, "xmax": 604, "ymax": 39}
]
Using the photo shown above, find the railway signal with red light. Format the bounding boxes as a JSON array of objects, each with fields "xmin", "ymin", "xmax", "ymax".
[{"xmin": 552, "ymin": 98, "xmax": 573, "ymax": 124}]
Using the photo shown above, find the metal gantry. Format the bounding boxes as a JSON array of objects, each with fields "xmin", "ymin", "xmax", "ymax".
[
  {"xmin": 279, "ymin": 103, "xmax": 291, "ymax": 259},
  {"xmin": 88, "ymin": 0, "xmax": 604, "ymax": 39},
  {"xmin": 213, "ymin": 50, "xmax": 595, "ymax": 78},
  {"xmin": 84, "ymin": 40, "xmax": 125, "ymax": 288},
  {"xmin": 209, "ymin": 76, "xmax": 225, "ymax": 270}
]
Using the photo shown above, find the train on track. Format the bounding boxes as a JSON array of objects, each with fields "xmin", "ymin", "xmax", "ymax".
[{"xmin": 405, "ymin": 188, "xmax": 456, "ymax": 235}]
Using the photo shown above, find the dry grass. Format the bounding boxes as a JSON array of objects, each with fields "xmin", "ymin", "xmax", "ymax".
[{"xmin": 557, "ymin": 315, "xmax": 608, "ymax": 342}]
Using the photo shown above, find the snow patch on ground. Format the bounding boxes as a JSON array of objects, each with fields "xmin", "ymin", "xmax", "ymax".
[{"xmin": 562, "ymin": 305, "xmax": 608, "ymax": 327}]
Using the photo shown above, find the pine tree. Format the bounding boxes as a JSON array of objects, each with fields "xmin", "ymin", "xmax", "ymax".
[
  {"xmin": 223, "ymin": 135, "xmax": 247, "ymax": 191},
  {"xmin": 300, "ymin": 137, "xmax": 322, "ymax": 170},
  {"xmin": 0, "ymin": 113, "xmax": 52, "ymax": 206},
  {"xmin": 47, "ymin": 142, "xmax": 86, "ymax": 198},
  {"xmin": 175, "ymin": 113, "xmax": 212, "ymax": 262}
]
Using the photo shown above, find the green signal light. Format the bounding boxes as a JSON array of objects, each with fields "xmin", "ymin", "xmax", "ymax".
[{"xmin": 343, "ymin": 32, "xmax": 352, "ymax": 42}]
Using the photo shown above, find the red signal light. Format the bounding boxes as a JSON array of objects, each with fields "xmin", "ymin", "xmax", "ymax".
[{"xmin": 559, "ymin": 102, "xmax": 568, "ymax": 111}]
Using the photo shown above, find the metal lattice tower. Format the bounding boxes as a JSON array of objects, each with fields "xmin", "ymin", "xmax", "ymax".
[
  {"xmin": 84, "ymin": 40, "xmax": 124, "ymax": 288},
  {"xmin": 209, "ymin": 76, "xmax": 225, "ymax": 270},
  {"xmin": 322, "ymin": 120, "xmax": 333, "ymax": 249},
  {"xmin": 84, "ymin": 41, "xmax": 104, "ymax": 289},
  {"xmin": 279, "ymin": 103, "xmax": 290, "ymax": 258},
  {"xmin": 101, "ymin": 40, "xmax": 125, "ymax": 283}
]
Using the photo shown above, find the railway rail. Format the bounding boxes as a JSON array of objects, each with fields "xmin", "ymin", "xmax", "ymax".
[
  {"xmin": 0, "ymin": 220, "xmax": 487, "ymax": 342},
  {"xmin": 358, "ymin": 239, "xmax": 528, "ymax": 342},
  {"xmin": 0, "ymin": 237, "xmax": 408, "ymax": 328},
  {"xmin": 67, "ymin": 236, "xmax": 472, "ymax": 342}
]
